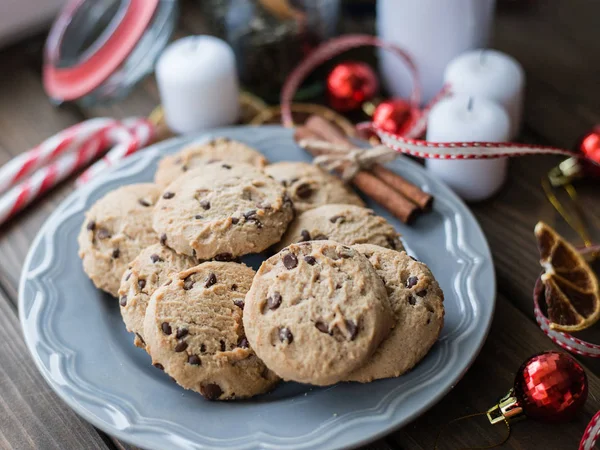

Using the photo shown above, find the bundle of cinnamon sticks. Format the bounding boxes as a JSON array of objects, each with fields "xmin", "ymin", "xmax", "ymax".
[{"xmin": 294, "ymin": 115, "xmax": 433, "ymax": 224}]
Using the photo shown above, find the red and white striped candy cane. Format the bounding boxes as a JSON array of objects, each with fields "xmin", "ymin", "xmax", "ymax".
[
  {"xmin": 76, "ymin": 117, "xmax": 154, "ymax": 185},
  {"xmin": 0, "ymin": 117, "xmax": 154, "ymax": 225},
  {"xmin": 0, "ymin": 118, "xmax": 117, "ymax": 195},
  {"xmin": 281, "ymin": 34, "xmax": 583, "ymax": 162}
]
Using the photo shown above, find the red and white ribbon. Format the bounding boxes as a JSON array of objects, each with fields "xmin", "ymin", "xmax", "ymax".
[
  {"xmin": 581, "ymin": 410, "xmax": 600, "ymax": 450},
  {"xmin": 0, "ymin": 117, "xmax": 154, "ymax": 225},
  {"xmin": 281, "ymin": 34, "xmax": 583, "ymax": 162}
]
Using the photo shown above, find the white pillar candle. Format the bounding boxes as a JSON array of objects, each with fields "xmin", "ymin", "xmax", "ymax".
[
  {"xmin": 156, "ymin": 36, "xmax": 240, "ymax": 134},
  {"xmin": 377, "ymin": 0, "xmax": 495, "ymax": 105},
  {"xmin": 426, "ymin": 95, "xmax": 510, "ymax": 202},
  {"xmin": 444, "ymin": 49, "xmax": 525, "ymax": 139}
]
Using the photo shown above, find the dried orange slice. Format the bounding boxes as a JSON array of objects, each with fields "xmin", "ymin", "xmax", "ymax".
[{"xmin": 535, "ymin": 221, "xmax": 600, "ymax": 331}]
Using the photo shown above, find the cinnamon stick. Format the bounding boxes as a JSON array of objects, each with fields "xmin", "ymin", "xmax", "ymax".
[
  {"xmin": 304, "ymin": 115, "xmax": 433, "ymax": 212},
  {"xmin": 296, "ymin": 125, "xmax": 420, "ymax": 224},
  {"xmin": 370, "ymin": 165, "xmax": 433, "ymax": 212}
]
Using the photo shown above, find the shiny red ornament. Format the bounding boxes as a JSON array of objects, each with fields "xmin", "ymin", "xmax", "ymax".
[
  {"xmin": 372, "ymin": 99, "xmax": 420, "ymax": 136},
  {"xmin": 576, "ymin": 125, "xmax": 600, "ymax": 177},
  {"xmin": 326, "ymin": 62, "xmax": 378, "ymax": 112},
  {"xmin": 514, "ymin": 351, "xmax": 588, "ymax": 422}
]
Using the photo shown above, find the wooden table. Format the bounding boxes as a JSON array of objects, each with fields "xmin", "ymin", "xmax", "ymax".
[{"xmin": 1, "ymin": 2, "xmax": 599, "ymax": 449}]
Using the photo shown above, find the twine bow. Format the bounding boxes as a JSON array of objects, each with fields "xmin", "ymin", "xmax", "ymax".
[{"xmin": 298, "ymin": 138, "xmax": 398, "ymax": 180}]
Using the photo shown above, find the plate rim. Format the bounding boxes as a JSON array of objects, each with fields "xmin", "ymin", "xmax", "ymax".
[{"xmin": 19, "ymin": 125, "xmax": 496, "ymax": 450}]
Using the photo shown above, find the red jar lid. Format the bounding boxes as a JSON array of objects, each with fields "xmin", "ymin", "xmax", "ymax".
[{"xmin": 44, "ymin": 0, "xmax": 159, "ymax": 102}]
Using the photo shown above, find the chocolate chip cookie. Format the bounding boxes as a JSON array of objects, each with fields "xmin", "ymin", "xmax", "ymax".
[
  {"xmin": 155, "ymin": 138, "xmax": 268, "ymax": 188},
  {"xmin": 119, "ymin": 244, "xmax": 196, "ymax": 348},
  {"xmin": 345, "ymin": 244, "xmax": 445, "ymax": 382},
  {"xmin": 276, "ymin": 204, "xmax": 404, "ymax": 252},
  {"xmin": 78, "ymin": 183, "xmax": 161, "ymax": 296},
  {"xmin": 264, "ymin": 162, "xmax": 364, "ymax": 213},
  {"xmin": 153, "ymin": 162, "xmax": 294, "ymax": 259},
  {"xmin": 244, "ymin": 241, "xmax": 394, "ymax": 386},
  {"xmin": 143, "ymin": 262, "xmax": 279, "ymax": 400}
]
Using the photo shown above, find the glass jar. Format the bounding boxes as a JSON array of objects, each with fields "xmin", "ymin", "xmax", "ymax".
[{"xmin": 201, "ymin": 0, "xmax": 340, "ymax": 102}]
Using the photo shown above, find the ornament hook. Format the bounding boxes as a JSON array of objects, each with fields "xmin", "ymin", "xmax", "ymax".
[{"xmin": 486, "ymin": 388, "xmax": 524, "ymax": 425}]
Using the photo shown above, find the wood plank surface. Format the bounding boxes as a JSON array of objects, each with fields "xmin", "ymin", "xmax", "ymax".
[{"xmin": 1, "ymin": 1, "xmax": 600, "ymax": 449}]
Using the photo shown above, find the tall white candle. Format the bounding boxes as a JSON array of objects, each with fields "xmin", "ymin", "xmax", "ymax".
[
  {"xmin": 444, "ymin": 49, "xmax": 525, "ymax": 139},
  {"xmin": 156, "ymin": 36, "xmax": 240, "ymax": 134},
  {"xmin": 377, "ymin": 0, "xmax": 495, "ymax": 105},
  {"xmin": 426, "ymin": 95, "xmax": 510, "ymax": 202}
]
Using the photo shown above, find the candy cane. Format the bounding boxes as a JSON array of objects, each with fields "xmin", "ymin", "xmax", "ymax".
[
  {"xmin": 0, "ymin": 118, "xmax": 117, "ymax": 195},
  {"xmin": 0, "ymin": 117, "xmax": 154, "ymax": 225},
  {"xmin": 580, "ymin": 411, "xmax": 600, "ymax": 450}
]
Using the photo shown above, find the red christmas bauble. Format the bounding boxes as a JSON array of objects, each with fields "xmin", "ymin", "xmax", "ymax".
[
  {"xmin": 326, "ymin": 62, "xmax": 378, "ymax": 112},
  {"xmin": 514, "ymin": 351, "xmax": 587, "ymax": 423},
  {"xmin": 577, "ymin": 126, "xmax": 600, "ymax": 177},
  {"xmin": 372, "ymin": 99, "xmax": 420, "ymax": 135}
]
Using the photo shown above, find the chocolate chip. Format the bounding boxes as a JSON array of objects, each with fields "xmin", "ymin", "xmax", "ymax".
[
  {"xmin": 176, "ymin": 328, "xmax": 189, "ymax": 339},
  {"xmin": 175, "ymin": 341, "xmax": 188, "ymax": 352},
  {"xmin": 97, "ymin": 228, "xmax": 111, "ymax": 240},
  {"xmin": 188, "ymin": 355, "xmax": 201, "ymax": 365},
  {"xmin": 283, "ymin": 253, "xmax": 298, "ymax": 269},
  {"xmin": 220, "ymin": 340, "xmax": 226, "ymax": 352},
  {"xmin": 296, "ymin": 183, "xmax": 313, "ymax": 199},
  {"xmin": 238, "ymin": 337, "xmax": 249, "ymax": 348},
  {"xmin": 192, "ymin": 249, "xmax": 197, "ymax": 258},
  {"xmin": 214, "ymin": 253, "xmax": 233, "ymax": 262},
  {"xmin": 150, "ymin": 253, "xmax": 162, "ymax": 263},
  {"xmin": 386, "ymin": 236, "xmax": 397, "ymax": 250},
  {"xmin": 279, "ymin": 327, "xmax": 293, "ymax": 344},
  {"xmin": 86, "ymin": 220, "xmax": 96, "ymax": 231},
  {"xmin": 195, "ymin": 215, "xmax": 203, "ymax": 220},
  {"xmin": 119, "ymin": 295, "xmax": 127, "ymax": 307},
  {"xmin": 416, "ymin": 289, "xmax": 427, "ymax": 297},
  {"xmin": 138, "ymin": 279, "xmax": 146, "ymax": 290},
  {"xmin": 329, "ymin": 215, "xmax": 345, "ymax": 223},
  {"xmin": 163, "ymin": 192, "xmax": 175, "ymax": 199},
  {"xmin": 201, "ymin": 383, "xmax": 223, "ymax": 401},
  {"xmin": 312, "ymin": 234, "xmax": 328, "ymax": 240},
  {"xmin": 222, "ymin": 164, "xmax": 232, "ymax": 169},
  {"xmin": 244, "ymin": 209, "xmax": 257, "ymax": 219},
  {"xmin": 406, "ymin": 276, "xmax": 418, "ymax": 288},
  {"xmin": 138, "ymin": 199, "xmax": 151, "ymax": 207},
  {"xmin": 345, "ymin": 320, "xmax": 358, "ymax": 340},
  {"xmin": 204, "ymin": 272, "xmax": 217, "ymax": 288},
  {"xmin": 231, "ymin": 217, "xmax": 239, "ymax": 224},
  {"xmin": 335, "ymin": 283, "xmax": 342, "ymax": 290},
  {"xmin": 112, "ymin": 248, "xmax": 120, "ymax": 259},
  {"xmin": 161, "ymin": 322, "xmax": 172, "ymax": 335},
  {"xmin": 181, "ymin": 165, "xmax": 188, "ymax": 172},
  {"xmin": 200, "ymin": 200, "xmax": 211, "ymax": 210},
  {"xmin": 183, "ymin": 276, "xmax": 194, "ymax": 290},
  {"xmin": 153, "ymin": 363, "xmax": 164, "ymax": 370},
  {"xmin": 231, "ymin": 284, "xmax": 238, "ymax": 291},
  {"xmin": 200, "ymin": 343, "xmax": 206, "ymax": 353},
  {"xmin": 315, "ymin": 321, "xmax": 329, "ymax": 334},
  {"xmin": 125, "ymin": 272, "xmax": 131, "ymax": 281},
  {"xmin": 408, "ymin": 296, "xmax": 417, "ymax": 306},
  {"xmin": 234, "ymin": 299, "xmax": 244, "ymax": 308},
  {"xmin": 299, "ymin": 229, "xmax": 311, "ymax": 242},
  {"xmin": 160, "ymin": 233, "xmax": 167, "ymax": 246},
  {"xmin": 267, "ymin": 292, "xmax": 282, "ymax": 310},
  {"xmin": 304, "ymin": 256, "xmax": 316, "ymax": 265}
]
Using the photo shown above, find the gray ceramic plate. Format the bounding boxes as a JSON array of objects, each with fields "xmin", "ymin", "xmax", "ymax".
[{"xmin": 20, "ymin": 126, "xmax": 495, "ymax": 450}]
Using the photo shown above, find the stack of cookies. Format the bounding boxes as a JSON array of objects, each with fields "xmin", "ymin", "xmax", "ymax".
[{"xmin": 78, "ymin": 137, "xmax": 444, "ymax": 401}]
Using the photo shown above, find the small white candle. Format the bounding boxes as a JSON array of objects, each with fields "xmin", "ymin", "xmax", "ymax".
[
  {"xmin": 377, "ymin": 0, "xmax": 496, "ymax": 105},
  {"xmin": 426, "ymin": 95, "xmax": 510, "ymax": 202},
  {"xmin": 156, "ymin": 36, "xmax": 240, "ymax": 134},
  {"xmin": 444, "ymin": 49, "xmax": 525, "ymax": 139}
]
